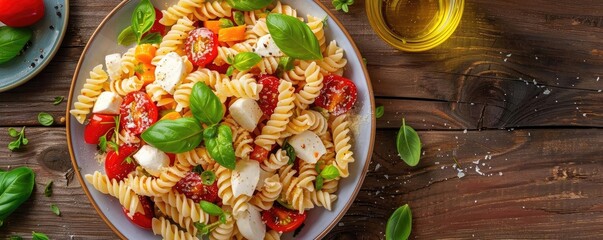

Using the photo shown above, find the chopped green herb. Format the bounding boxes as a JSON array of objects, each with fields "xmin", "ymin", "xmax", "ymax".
[
  {"xmin": 332, "ymin": 0, "xmax": 354, "ymax": 13},
  {"xmin": 32, "ymin": 232, "xmax": 49, "ymax": 240},
  {"xmin": 219, "ymin": 18, "xmax": 234, "ymax": 28},
  {"xmin": 38, "ymin": 112, "xmax": 54, "ymax": 126},
  {"xmin": 8, "ymin": 128, "xmax": 18, "ymax": 137},
  {"xmin": 52, "ymin": 96, "xmax": 64, "ymax": 105},
  {"xmin": 44, "ymin": 181, "xmax": 53, "ymax": 197},
  {"xmin": 50, "ymin": 204, "xmax": 60, "ymax": 216},
  {"xmin": 9, "ymin": 235, "xmax": 22, "ymax": 240},
  {"xmin": 375, "ymin": 105, "xmax": 384, "ymax": 119},
  {"xmin": 201, "ymin": 170, "xmax": 216, "ymax": 185}
]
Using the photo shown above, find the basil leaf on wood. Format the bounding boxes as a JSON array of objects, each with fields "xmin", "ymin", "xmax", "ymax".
[
  {"xmin": 267, "ymin": 14, "xmax": 322, "ymax": 60},
  {"xmin": 38, "ymin": 112, "xmax": 54, "ymax": 126},
  {"xmin": 32, "ymin": 232, "xmax": 49, "ymax": 240},
  {"xmin": 226, "ymin": 0, "xmax": 273, "ymax": 11},
  {"xmin": 200, "ymin": 200, "xmax": 224, "ymax": 216},
  {"xmin": 44, "ymin": 181, "xmax": 53, "ymax": 197},
  {"xmin": 375, "ymin": 105, "xmax": 384, "ymax": 119},
  {"xmin": 141, "ymin": 118, "xmax": 204, "ymax": 153},
  {"xmin": 386, "ymin": 204, "xmax": 412, "ymax": 240},
  {"xmin": 190, "ymin": 82, "xmax": 224, "ymax": 125},
  {"xmin": 0, "ymin": 27, "xmax": 33, "ymax": 64},
  {"xmin": 396, "ymin": 119, "xmax": 421, "ymax": 166},
  {"xmin": 52, "ymin": 96, "xmax": 64, "ymax": 105},
  {"xmin": 50, "ymin": 204, "xmax": 61, "ymax": 216},
  {"xmin": 204, "ymin": 125, "xmax": 236, "ymax": 169},
  {"xmin": 131, "ymin": 0, "xmax": 155, "ymax": 42},
  {"xmin": 0, "ymin": 167, "xmax": 35, "ymax": 227},
  {"xmin": 117, "ymin": 26, "xmax": 137, "ymax": 46}
]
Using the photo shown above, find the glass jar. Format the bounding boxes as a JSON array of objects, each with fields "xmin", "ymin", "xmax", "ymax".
[{"xmin": 366, "ymin": 0, "xmax": 465, "ymax": 52}]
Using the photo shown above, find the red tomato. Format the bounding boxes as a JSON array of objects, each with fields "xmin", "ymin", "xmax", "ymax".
[
  {"xmin": 174, "ymin": 172, "xmax": 220, "ymax": 204},
  {"xmin": 315, "ymin": 75, "xmax": 358, "ymax": 116},
  {"xmin": 84, "ymin": 114, "xmax": 116, "ymax": 144},
  {"xmin": 0, "ymin": 0, "xmax": 44, "ymax": 27},
  {"xmin": 250, "ymin": 144, "xmax": 270, "ymax": 163},
  {"xmin": 262, "ymin": 204, "xmax": 307, "ymax": 233},
  {"xmin": 167, "ymin": 153, "xmax": 176, "ymax": 166},
  {"xmin": 122, "ymin": 196, "xmax": 154, "ymax": 229},
  {"xmin": 185, "ymin": 28, "xmax": 219, "ymax": 67},
  {"xmin": 257, "ymin": 75, "xmax": 280, "ymax": 116},
  {"xmin": 105, "ymin": 145, "xmax": 139, "ymax": 181},
  {"xmin": 205, "ymin": 62, "xmax": 230, "ymax": 74},
  {"xmin": 120, "ymin": 91, "xmax": 158, "ymax": 135},
  {"xmin": 149, "ymin": 8, "xmax": 166, "ymax": 35}
]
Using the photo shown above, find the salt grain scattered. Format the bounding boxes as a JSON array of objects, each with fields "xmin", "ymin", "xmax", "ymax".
[
  {"xmin": 384, "ymin": 175, "xmax": 389, "ymax": 180},
  {"xmin": 375, "ymin": 163, "xmax": 381, "ymax": 171},
  {"xmin": 543, "ymin": 89, "xmax": 551, "ymax": 95},
  {"xmin": 499, "ymin": 172, "xmax": 503, "ymax": 176}
]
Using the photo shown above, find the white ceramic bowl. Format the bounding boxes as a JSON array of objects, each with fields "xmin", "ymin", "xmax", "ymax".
[{"xmin": 67, "ymin": 0, "xmax": 375, "ymax": 239}]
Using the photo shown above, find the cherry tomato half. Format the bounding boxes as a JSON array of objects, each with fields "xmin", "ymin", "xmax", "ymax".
[
  {"xmin": 84, "ymin": 114, "xmax": 116, "ymax": 144},
  {"xmin": 315, "ymin": 75, "xmax": 358, "ymax": 116},
  {"xmin": 205, "ymin": 62, "xmax": 230, "ymax": 74},
  {"xmin": 257, "ymin": 75, "xmax": 280, "ymax": 116},
  {"xmin": 120, "ymin": 91, "xmax": 158, "ymax": 135},
  {"xmin": 0, "ymin": 0, "xmax": 44, "ymax": 27},
  {"xmin": 250, "ymin": 144, "xmax": 270, "ymax": 163},
  {"xmin": 262, "ymin": 204, "xmax": 307, "ymax": 233},
  {"xmin": 105, "ymin": 144, "xmax": 139, "ymax": 181},
  {"xmin": 122, "ymin": 196, "xmax": 154, "ymax": 229},
  {"xmin": 185, "ymin": 28, "xmax": 219, "ymax": 67},
  {"xmin": 174, "ymin": 172, "xmax": 220, "ymax": 204},
  {"xmin": 149, "ymin": 8, "xmax": 166, "ymax": 36}
]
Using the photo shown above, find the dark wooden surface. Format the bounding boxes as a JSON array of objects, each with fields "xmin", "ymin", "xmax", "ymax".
[{"xmin": 1, "ymin": 0, "xmax": 603, "ymax": 239}]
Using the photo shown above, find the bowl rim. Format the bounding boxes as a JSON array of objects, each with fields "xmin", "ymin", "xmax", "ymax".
[
  {"xmin": 65, "ymin": 0, "xmax": 376, "ymax": 239},
  {"xmin": 0, "ymin": 0, "xmax": 70, "ymax": 93}
]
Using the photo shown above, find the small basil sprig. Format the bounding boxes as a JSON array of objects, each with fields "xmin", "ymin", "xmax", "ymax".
[
  {"xmin": 203, "ymin": 125, "xmax": 236, "ymax": 170},
  {"xmin": 332, "ymin": 0, "xmax": 355, "ymax": 13},
  {"xmin": 118, "ymin": 0, "xmax": 156, "ymax": 45},
  {"xmin": 0, "ymin": 167, "xmax": 35, "ymax": 227},
  {"xmin": 267, "ymin": 14, "xmax": 322, "ymax": 60},
  {"xmin": 190, "ymin": 82, "xmax": 224, "ymax": 126},
  {"xmin": 7, "ymin": 126, "xmax": 27, "ymax": 151},
  {"xmin": 315, "ymin": 165, "xmax": 340, "ymax": 191},
  {"xmin": 196, "ymin": 201, "xmax": 231, "ymax": 237},
  {"xmin": 141, "ymin": 118, "xmax": 204, "ymax": 153},
  {"xmin": 386, "ymin": 204, "xmax": 412, "ymax": 240},
  {"xmin": 0, "ymin": 27, "xmax": 33, "ymax": 64},
  {"xmin": 226, "ymin": 52, "xmax": 262, "ymax": 76},
  {"xmin": 396, "ymin": 119, "xmax": 421, "ymax": 166},
  {"xmin": 226, "ymin": 0, "xmax": 272, "ymax": 11}
]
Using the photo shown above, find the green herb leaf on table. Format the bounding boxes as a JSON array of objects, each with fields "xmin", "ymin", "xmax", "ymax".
[
  {"xmin": 200, "ymin": 200, "xmax": 224, "ymax": 216},
  {"xmin": 386, "ymin": 204, "xmax": 412, "ymax": 240},
  {"xmin": 131, "ymin": 0, "xmax": 155, "ymax": 43},
  {"xmin": 7, "ymin": 126, "xmax": 27, "ymax": 151},
  {"xmin": 204, "ymin": 125, "xmax": 236, "ymax": 170},
  {"xmin": 332, "ymin": 0, "xmax": 355, "ymax": 13},
  {"xmin": 44, "ymin": 181, "xmax": 53, "ymax": 197},
  {"xmin": 226, "ymin": 0, "xmax": 273, "ymax": 11},
  {"xmin": 32, "ymin": 232, "xmax": 49, "ymax": 240},
  {"xmin": 201, "ymin": 170, "xmax": 216, "ymax": 185},
  {"xmin": 52, "ymin": 96, "xmax": 64, "ymax": 105},
  {"xmin": 8, "ymin": 128, "xmax": 18, "ymax": 137},
  {"xmin": 375, "ymin": 105, "xmax": 384, "ymax": 119},
  {"xmin": 50, "ymin": 204, "xmax": 61, "ymax": 216},
  {"xmin": 141, "ymin": 118, "xmax": 204, "ymax": 153},
  {"xmin": 117, "ymin": 26, "xmax": 137, "ymax": 46},
  {"xmin": 190, "ymin": 82, "xmax": 224, "ymax": 125},
  {"xmin": 0, "ymin": 167, "xmax": 35, "ymax": 227},
  {"xmin": 0, "ymin": 27, "xmax": 33, "ymax": 64},
  {"xmin": 267, "ymin": 14, "xmax": 323, "ymax": 60},
  {"xmin": 396, "ymin": 119, "xmax": 421, "ymax": 166},
  {"xmin": 38, "ymin": 112, "xmax": 54, "ymax": 126},
  {"xmin": 9, "ymin": 235, "xmax": 22, "ymax": 240}
]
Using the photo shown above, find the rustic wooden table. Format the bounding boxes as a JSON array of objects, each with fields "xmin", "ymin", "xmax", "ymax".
[{"xmin": 1, "ymin": 0, "xmax": 603, "ymax": 239}]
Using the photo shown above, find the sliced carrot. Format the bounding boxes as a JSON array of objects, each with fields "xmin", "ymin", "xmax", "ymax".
[
  {"xmin": 204, "ymin": 20, "xmax": 222, "ymax": 34},
  {"xmin": 218, "ymin": 25, "xmax": 246, "ymax": 43},
  {"xmin": 160, "ymin": 111, "xmax": 181, "ymax": 121},
  {"xmin": 135, "ymin": 63, "xmax": 156, "ymax": 85},
  {"xmin": 135, "ymin": 44, "xmax": 157, "ymax": 64}
]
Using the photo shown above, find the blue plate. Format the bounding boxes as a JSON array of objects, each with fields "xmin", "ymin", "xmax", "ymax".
[{"xmin": 0, "ymin": 0, "xmax": 69, "ymax": 92}]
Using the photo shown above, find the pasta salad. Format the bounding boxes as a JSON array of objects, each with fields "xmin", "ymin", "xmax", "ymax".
[{"xmin": 70, "ymin": 0, "xmax": 358, "ymax": 239}]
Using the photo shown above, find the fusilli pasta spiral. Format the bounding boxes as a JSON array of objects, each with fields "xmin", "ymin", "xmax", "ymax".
[
  {"xmin": 193, "ymin": 1, "xmax": 232, "ymax": 21},
  {"xmin": 250, "ymin": 174, "xmax": 282, "ymax": 211},
  {"xmin": 215, "ymin": 73, "xmax": 262, "ymax": 100},
  {"xmin": 152, "ymin": 17, "xmax": 195, "ymax": 65},
  {"xmin": 158, "ymin": 190, "xmax": 209, "ymax": 223},
  {"xmin": 330, "ymin": 114, "xmax": 355, "ymax": 178},
  {"xmin": 70, "ymin": 65, "xmax": 108, "ymax": 123},
  {"xmin": 152, "ymin": 217, "xmax": 198, "ymax": 240},
  {"xmin": 160, "ymin": 0, "xmax": 204, "ymax": 26},
  {"xmin": 85, "ymin": 171, "xmax": 143, "ymax": 216},
  {"xmin": 255, "ymin": 80, "xmax": 295, "ymax": 150},
  {"xmin": 155, "ymin": 198, "xmax": 197, "ymax": 234},
  {"xmin": 109, "ymin": 75, "xmax": 144, "ymax": 96},
  {"xmin": 294, "ymin": 61, "xmax": 324, "ymax": 109}
]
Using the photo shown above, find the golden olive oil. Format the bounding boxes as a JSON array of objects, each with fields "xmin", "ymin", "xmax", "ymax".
[{"xmin": 382, "ymin": 0, "xmax": 443, "ymax": 39}]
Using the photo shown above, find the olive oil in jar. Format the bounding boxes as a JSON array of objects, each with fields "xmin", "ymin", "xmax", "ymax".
[{"xmin": 382, "ymin": 0, "xmax": 444, "ymax": 39}]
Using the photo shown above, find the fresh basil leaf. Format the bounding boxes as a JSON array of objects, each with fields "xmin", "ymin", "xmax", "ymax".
[
  {"xmin": 141, "ymin": 118, "xmax": 204, "ymax": 153},
  {"xmin": 320, "ymin": 165, "xmax": 340, "ymax": 180},
  {"xmin": 98, "ymin": 135, "xmax": 108, "ymax": 153},
  {"xmin": 117, "ymin": 26, "xmax": 137, "ymax": 46},
  {"xmin": 233, "ymin": 11, "xmax": 245, "ymax": 26},
  {"xmin": 204, "ymin": 125, "xmax": 236, "ymax": 169},
  {"xmin": 53, "ymin": 96, "xmax": 64, "ymax": 105},
  {"xmin": 131, "ymin": 0, "xmax": 156, "ymax": 42},
  {"xmin": 396, "ymin": 119, "xmax": 421, "ymax": 166},
  {"xmin": 232, "ymin": 52, "xmax": 262, "ymax": 71},
  {"xmin": 267, "ymin": 14, "xmax": 322, "ymax": 60},
  {"xmin": 200, "ymin": 200, "xmax": 224, "ymax": 216},
  {"xmin": 8, "ymin": 128, "xmax": 18, "ymax": 138},
  {"xmin": 190, "ymin": 82, "xmax": 224, "ymax": 125},
  {"xmin": 32, "ymin": 232, "xmax": 49, "ymax": 240},
  {"xmin": 140, "ymin": 32, "xmax": 162, "ymax": 45},
  {"xmin": 375, "ymin": 105, "xmax": 384, "ymax": 119},
  {"xmin": 203, "ymin": 125, "xmax": 218, "ymax": 139},
  {"xmin": 50, "ymin": 204, "xmax": 61, "ymax": 216},
  {"xmin": 9, "ymin": 235, "xmax": 22, "ymax": 240},
  {"xmin": 0, "ymin": 167, "xmax": 35, "ymax": 227},
  {"xmin": 279, "ymin": 56, "xmax": 295, "ymax": 72},
  {"xmin": 386, "ymin": 204, "xmax": 412, "ymax": 240},
  {"xmin": 201, "ymin": 170, "xmax": 216, "ymax": 185},
  {"xmin": 219, "ymin": 18, "xmax": 234, "ymax": 28},
  {"xmin": 0, "ymin": 27, "xmax": 33, "ymax": 64},
  {"xmin": 226, "ymin": 0, "xmax": 273, "ymax": 11},
  {"xmin": 314, "ymin": 174, "xmax": 324, "ymax": 191},
  {"xmin": 219, "ymin": 213, "xmax": 228, "ymax": 224},
  {"xmin": 38, "ymin": 112, "xmax": 54, "ymax": 126},
  {"xmin": 44, "ymin": 181, "xmax": 53, "ymax": 197},
  {"xmin": 283, "ymin": 141, "xmax": 296, "ymax": 165}
]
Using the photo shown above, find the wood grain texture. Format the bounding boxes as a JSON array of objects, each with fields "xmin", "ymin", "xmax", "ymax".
[{"xmin": 0, "ymin": 0, "xmax": 601, "ymax": 239}]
